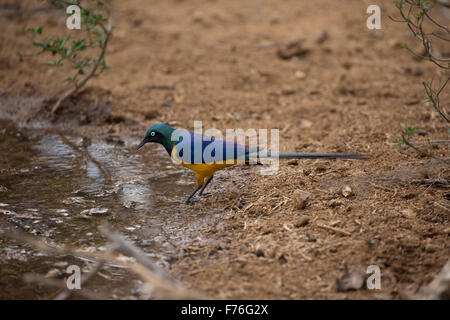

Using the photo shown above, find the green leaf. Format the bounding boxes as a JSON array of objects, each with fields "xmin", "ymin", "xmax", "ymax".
[
  {"xmin": 64, "ymin": 74, "xmax": 78, "ymax": 83},
  {"xmin": 27, "ymin": 25, "xmax": 43, "ymax": 35},
  {"xmin": 403, "ymin": 126, "xmax": 418, "ymax": 137},
  {"xmin": 46, "ymin": 58, "xmax": 63, "ymax": 67}
]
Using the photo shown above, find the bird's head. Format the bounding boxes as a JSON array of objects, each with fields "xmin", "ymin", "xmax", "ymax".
[{"xmin": 137, "ymin": 123, "xmax": 176, "ymax": 150}]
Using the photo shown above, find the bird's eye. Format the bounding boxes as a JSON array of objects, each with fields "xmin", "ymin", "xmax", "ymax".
[{"xmin": 150, "ymin": 131, "xmax": 156, "ymax": 137}]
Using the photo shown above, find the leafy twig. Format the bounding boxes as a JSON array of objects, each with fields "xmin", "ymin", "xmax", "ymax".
[{"xmin": 25, "ymin": 0, "xmax": 113, "ymax": 114}]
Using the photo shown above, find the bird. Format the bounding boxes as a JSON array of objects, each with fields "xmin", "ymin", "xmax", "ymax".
[{"xmin": 137, "ymin": 123, "xmax": 368, "ymax": 204}]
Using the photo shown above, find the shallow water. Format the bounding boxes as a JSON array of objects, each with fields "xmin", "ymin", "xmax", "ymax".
[{"xmin": 0, "ymin": 120, "xmax": 215, "ymax": 298}]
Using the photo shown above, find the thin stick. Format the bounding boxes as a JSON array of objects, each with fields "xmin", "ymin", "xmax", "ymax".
[
  {"xmin": 316, "ymin": 223, "xmax": 351, "ymax": 236},
  {"xmin": 411, "ymin": 178, "xmax": 449, "ymax": 185}
]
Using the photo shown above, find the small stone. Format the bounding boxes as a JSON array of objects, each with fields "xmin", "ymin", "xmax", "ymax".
[
  {"xmin": 299, "ymin": 119, "xmax": 313, "ymax": 129},
  {"xmin": 329, "ymin": 200, "xmax": 344, "ymax": 208},
  {"xmin": 287, "ymin": 159, "xmax": 298, "ymax": 166},
  {"xmin": 336, "ymin": 268, "xmax": 365, "ymax": 292},
  {"xmin": 278, "ymin": 253, "xmax": 287, "ymax": 264},
  {"xmin": 81, "ymin": 207, "xmax": 109, "ymax": 216},
  {"xmin": 281, "ymin": 88, "xmax": 296, "ymax": 95},
  {"xmin": 45, "ymin": 268, "xmax": 61, "ymax": 278},
  {"xmin": 79, "ymin": 113, "xmax": 89, "ymax": 125},
  {"xmin": 277, "ymin": 39, "xmax": 310, "ymax": 60},
  {"xmin": 122, "ymin": 201, "xmax": 136, "ymax": 209},
  {"xmin": 329, "ymin": 246, "xmax": 339, "ymax": 253},
  {"xmin": 255, "ymin": 248, "xmax": 265, "ymax": 257},
  {"xmin": 342, "ymin": 185, "xmax": 353, "ymax": 198},
  {"xmin": 54, "ymin": 261, "xmax": 68, "ymax": 268},
  {"xmin": 294, "ymin": 217, "xmax": 309, "ymax": 228},
  {"xmin": 0, "ymin": 209, "xmax": 15, "ymax": 216},
  {"xmin": 315, "ymin": 29, "xmax": 328, "ymax": 44},
  {"xmin": 367, "ymin": 238, "xmax": 379, "ymax": 249},
  {"xmin": 401, "ymin": 208, "xmax": 416, "ymax": 218},
  {"xmin": 293, "ymin": 189, "xmax": 311, "ymax": 210},
  {"xmin": 294, "ymin": 70, "xmax": 306, "ymax": 79}
]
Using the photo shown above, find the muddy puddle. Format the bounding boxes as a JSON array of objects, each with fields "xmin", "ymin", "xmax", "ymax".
[{"xmin": 0, "ymin": 120, "xmax": 219, "ymax": 299}]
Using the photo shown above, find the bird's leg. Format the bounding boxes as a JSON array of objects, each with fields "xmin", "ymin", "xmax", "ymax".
[
  {"xmin": 198, "ymin": 176, "xmax": 213, "ymax": 196},
  {"xmin": 185, "ymin": 185, "xmax": 202, "ymax": 204}
]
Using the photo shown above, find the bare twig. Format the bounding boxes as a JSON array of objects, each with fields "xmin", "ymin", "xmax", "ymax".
[
  {"xmin": 400, "ymin": 133, "xmax": 450, "ymax": 162},
  {"xmin": 316, "ymin": 223, "xmax": 351, "ymax": 236},
  {"xmin": 411, "ymin": 178, "xmax": 449, "ymax": 185}
]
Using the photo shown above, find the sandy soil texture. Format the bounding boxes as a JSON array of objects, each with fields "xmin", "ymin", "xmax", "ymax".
[{"xmin": 0, "ymin": 0, "xmax": 449, "ymax": 299}]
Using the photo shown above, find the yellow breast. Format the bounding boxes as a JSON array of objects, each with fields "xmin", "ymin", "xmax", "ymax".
[{"xmin": 171, "ymin": 146, "xmax": 237, "ymax": 185}]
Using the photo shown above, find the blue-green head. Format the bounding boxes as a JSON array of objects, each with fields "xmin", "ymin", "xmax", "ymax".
[{"xmin": 137, "ymin": 123, "xmax": 176, "ymax": 152}]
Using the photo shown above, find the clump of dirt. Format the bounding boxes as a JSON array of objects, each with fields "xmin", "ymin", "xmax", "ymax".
[{"xmin": 0, "ymin": 0, "xmax": 449, "ymax": 299}]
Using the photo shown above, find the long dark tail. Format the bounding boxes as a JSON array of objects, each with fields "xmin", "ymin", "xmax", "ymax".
[{"xmin": 246, "ymin": 152, "xmax": 369, "ymax": 160}]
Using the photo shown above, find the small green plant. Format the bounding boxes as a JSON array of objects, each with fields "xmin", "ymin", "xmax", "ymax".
[
  {"xmin": 25, "ymin": 0, "xmax": 113, "ymax": 114},
  {"xmin": 398, "ymin": 126, "xmax": 418, "ymax": 147},
  {"xmin": 390, "ymin": 0, "xmax": 449, "ymax": 158}
]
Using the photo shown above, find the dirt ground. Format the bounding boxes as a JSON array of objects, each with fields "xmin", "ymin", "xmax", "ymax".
[{"xmin": 0, "ymin": 0, "xmax": 449, "ymax": 299}]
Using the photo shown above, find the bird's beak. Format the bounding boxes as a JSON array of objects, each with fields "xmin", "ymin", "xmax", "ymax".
[{"xmin": 137, "ymin": 139, "xmax": 147, "ymax": 150}]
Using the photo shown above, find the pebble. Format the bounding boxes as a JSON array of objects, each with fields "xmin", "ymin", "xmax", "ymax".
[
  {"xmin": 45, "ymin": 268, "xmax": 61, "ymax": 278},
  {"xmin": 294, "ymin": 217, "xmax": 309, "ymax": 228},
  {"xmin": 255, "ymin": 248, "xmax": 265, "ymax": 257},
  {"xmin": 54, "ymin": 261, "xmax": 69, "ymax": 268},
  {"xmin": 294, "ymin": 70, "xmax": 306, "ymax": 79},
  {"xmin": 81, "ymin": 207, "xmax": 110, "ymax": 216},
  {"xmin": 293, "ymin": 189, "xmax": 311, "ymax": 210},
  {"xmin": 315, "ymin": 29, "xmax": 328, "ymax": 44},
  {"xmin": 342, "ymin": 185, "xmax": 353, "ymax": 198}
]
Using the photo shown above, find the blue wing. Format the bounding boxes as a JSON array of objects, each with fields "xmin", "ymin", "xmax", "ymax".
[{"xmin": 172, "ymin": 131, "xmax": 257, "ymax": 164}]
